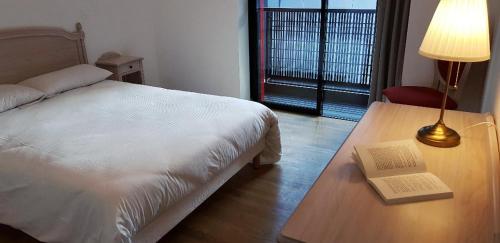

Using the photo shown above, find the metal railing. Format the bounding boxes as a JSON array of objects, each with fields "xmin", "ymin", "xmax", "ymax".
[{"xmin": 264, "ymin": 8, "xmax": 376, "ymax": 87}]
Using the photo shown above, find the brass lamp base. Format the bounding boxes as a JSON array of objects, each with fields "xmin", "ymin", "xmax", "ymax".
[{"xmin": 416, "ymin": 122, "xmax": 460, "ymax": 148}]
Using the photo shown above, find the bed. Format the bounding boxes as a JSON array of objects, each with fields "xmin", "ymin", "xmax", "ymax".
[{"xmin": 0, "ymin": 23, "xmax": 281, "ymax": 243}]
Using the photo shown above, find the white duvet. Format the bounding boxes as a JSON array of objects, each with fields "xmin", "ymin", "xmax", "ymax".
[{"xmin": 0, "ymin": 81, "xmax": 281, "ymax": 242}]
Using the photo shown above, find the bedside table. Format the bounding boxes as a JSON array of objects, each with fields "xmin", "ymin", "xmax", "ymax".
[{"xmin": 96, "ymin": 52, "xmax": 145, "ymax": 84}]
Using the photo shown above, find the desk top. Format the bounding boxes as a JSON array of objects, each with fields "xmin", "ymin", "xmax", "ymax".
[{"xmin": 280, "ymin": 102, "xmax": 500, "ymax": 243}]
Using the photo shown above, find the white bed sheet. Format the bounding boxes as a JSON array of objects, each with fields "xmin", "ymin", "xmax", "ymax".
[
  {"xmin": 133, "ymin": 137, "xmax": 266, "ymax": 243},
  {"xmin": 0, "ymin": 81, "xmax": 281, "ymax": 243}
]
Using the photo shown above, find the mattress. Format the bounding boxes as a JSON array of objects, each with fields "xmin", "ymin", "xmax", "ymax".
[{"xmin": 0, "ymin": 81, "xmax": 281, "ymax": 243}]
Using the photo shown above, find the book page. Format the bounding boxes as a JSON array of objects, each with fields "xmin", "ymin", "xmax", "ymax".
[
  {"xmin": 354, "ymin": 140, "xmax": 426, "ymax": 178},
  {"xmin": 368, "ymin": 172, "xmax": 453, "ymax": 204}
]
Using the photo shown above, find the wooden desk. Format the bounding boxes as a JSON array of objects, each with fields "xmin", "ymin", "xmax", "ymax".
[{"xmin": 280, "ymin": 102, "xmax": 500, "ymax": 243}]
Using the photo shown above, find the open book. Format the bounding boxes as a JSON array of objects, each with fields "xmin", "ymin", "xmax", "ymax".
[{"xmin": 353, "ymin": 140, "xmax": 453, "ymax": 204}]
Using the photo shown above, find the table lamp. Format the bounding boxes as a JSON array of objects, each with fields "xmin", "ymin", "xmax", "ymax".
[{"xmin": 417, "ymin": 0, "xmax": 491, "ymax": 147}]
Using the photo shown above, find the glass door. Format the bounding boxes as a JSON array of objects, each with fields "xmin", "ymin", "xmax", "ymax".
[
  {"xmin": 322, "ymin": 0, "xmax": 377, "ymax": 120},
  {"xmin": 250, "ymin": 0, "xmax": 377, "ymax": 120},
  {"xmin": 252, "ymin": 0, "xmax": 324, "ymax": 115}
]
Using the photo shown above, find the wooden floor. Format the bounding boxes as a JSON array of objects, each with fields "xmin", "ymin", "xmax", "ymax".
[{"xmin": 0, "ymin": 111, "xmax": 356, "ymax": 243}]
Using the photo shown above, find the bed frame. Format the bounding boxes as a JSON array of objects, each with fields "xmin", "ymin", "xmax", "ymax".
[
  {"xmin": 0, "ymin": 23, "xmax": 262, "ymax": 242},
  {"xmin": 0, "ymin": 22, "xmax": 262, "ymax": 168},
  {"xmin": 0, "ymin": 23, "xmax": 87, "ymax": 85}
]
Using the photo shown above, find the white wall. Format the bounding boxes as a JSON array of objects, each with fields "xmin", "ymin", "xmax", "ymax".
[
  {"xmin": 482, "ymin": 21, "xmax": 500, "ymax": 125},
  {"xmin": 238, "ymin": 0, "xmax": 251, "ymax": 100},
  {"xmin": 401, "ymin": 0, "xmax": 438, "ymax": 87},
  {"xmin": 481, "ymin": 23, "xmax": 500, "ymax": 148},
  {"xmin": 482, "ymin": 23, "xmax": 500, "ymax": 116},
  {"xmin": 156, "ymin": 0, "xmax": 249, "ymax": 98},
  {"xmin": 265, "ymin": 0, "xmax": 376, "ymax": 9},
  {"xmin": 0, "ymin": 0, "xmax": 250, "ymax": 99},
  {"xmin": 0, "ymin": 0, "xmax": 163, "ymax": 87},
  {"xmin": 2, "ymin": 0, "xmax": 492, "ymax": 102},
  {"xmin": 401, "ymin": 0, "xmax": 496, "ymax": 88},
  {"xmin": 402, "ymin": 0, "xmax": 497, "ymax": 112}
]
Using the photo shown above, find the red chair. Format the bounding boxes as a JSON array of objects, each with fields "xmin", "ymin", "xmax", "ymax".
[{"xmin": 383, "ymin": 60, "xmax": 471, "ymax": 110}]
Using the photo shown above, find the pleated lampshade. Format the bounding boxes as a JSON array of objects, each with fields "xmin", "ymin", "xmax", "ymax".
[{"xmin": 419, "ymin": 0, "xmax": 491, "ymax": 62}]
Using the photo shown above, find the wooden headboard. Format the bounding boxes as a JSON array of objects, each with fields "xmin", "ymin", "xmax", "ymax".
[{"xmin": 0, "ymin": 23, "xmax": 88, "ymax": 84}]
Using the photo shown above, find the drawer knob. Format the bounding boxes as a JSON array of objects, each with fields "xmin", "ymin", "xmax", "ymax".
[{"xmin": 129, "ymin": 65, "xmax": 133, "ymax": 69}]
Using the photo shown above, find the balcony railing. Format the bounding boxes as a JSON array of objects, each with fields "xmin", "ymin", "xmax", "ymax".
[{"xmin": 264, "ymin": 8, "xmax": 377, "ymax": 88}]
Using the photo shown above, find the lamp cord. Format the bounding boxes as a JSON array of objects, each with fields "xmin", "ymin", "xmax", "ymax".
[{"xmin": 457, "ymin": 122, "xmax": 496, "ymax": 134}]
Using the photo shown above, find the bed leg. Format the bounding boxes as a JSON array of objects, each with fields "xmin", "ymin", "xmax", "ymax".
[{"xmin": 252, "ymin": 155, "xmax": 261, "ymax": 169}]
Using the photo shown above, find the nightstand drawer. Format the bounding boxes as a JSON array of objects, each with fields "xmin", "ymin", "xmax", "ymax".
[{"xmin": 118, "ymin": 61, "xmax": 141, "ymax": 74}]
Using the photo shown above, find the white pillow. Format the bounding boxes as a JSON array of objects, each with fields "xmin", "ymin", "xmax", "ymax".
[
  {"xmin": 19, "ymin": 64, "xmax": 112, "ymax": 96},
  {"xmin": 0, "ymin": 84, "xmax": 45, "ymax": 112}
]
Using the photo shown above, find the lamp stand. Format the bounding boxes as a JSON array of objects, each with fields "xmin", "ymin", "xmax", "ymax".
[{"xmin": 416, "ymin": 61, "xmax": 460, "ymax": 147}]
